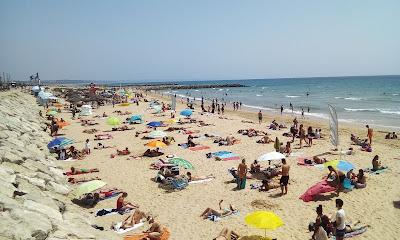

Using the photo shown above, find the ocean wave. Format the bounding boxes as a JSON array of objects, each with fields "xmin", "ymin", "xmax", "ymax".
[
  {"xmin": 392, "ymin": 93, "xmax": 399, "ymax": 96},
  {"xmin": 285, "ymin": 95, "xmax": 300, "ymax": 98},
  {"xmin": 256, "ymin": 94, "xmax": 263, "ymax": 97},
  {"xmin": 344, "ymin": 108, "xmax": 400, "ymax": 115},
  {"xmin": 242, "ymin": 104, "xmax": 274, "ymax": 111},
  {"xmin": 344, "ymin": 97, "xmax": 363, "ymax": 101}
]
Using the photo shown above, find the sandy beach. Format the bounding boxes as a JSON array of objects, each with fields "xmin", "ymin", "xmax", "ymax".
[{"xmin": 49, "ymin": 89, "xmax": 400, "ymax": 240}]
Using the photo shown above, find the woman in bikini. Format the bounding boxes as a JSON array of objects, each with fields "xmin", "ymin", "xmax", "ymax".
[{"xmin": 200, "ymin": 200, "xmax": 237, "ymax": 219}]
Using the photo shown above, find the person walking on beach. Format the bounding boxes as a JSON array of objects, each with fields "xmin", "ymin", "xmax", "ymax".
[
  {"xmin": 237, "ymin": 159, "xmax": 247, "ymax": 190},
  {"xmin": 366, "ymin": 125, "xmax": 373, "ymax": 145},
  {"xmin": 280, "ymin": 158, "xmax": 290, "ymax": 195},
  {"xmin": 239, "ymin": 102, "xmax": 242, "ymax": 109},
  {"xmin": 307, "ymin": 107, "xmax": 310, "ymax": 113},
  {"xmin": 290, "ymin": 102, "xmax": 293, "ymax": 113},
  {"xmin": 299, "ymin": 124, "xmax": 307, "ymax": 148},
  {"xmin": 280, "ymin": 105, "xmax": 284, "ymax": 115},
  {"xmin": 333, "ymin": 199, "xmax": 346, "ymax": 240},
  {"xmin": 258, "ymin": 110, "xmax": 263, "ymax": 124},
  {"xmin": 71, "ymin": 107, "xmax": 76, "ymax": 119},
  {"xmin": 221, "ymin": 104, "xmax": 225, "ymax": 114},
  {"xmin": 293, "ymin": 117, "xmax": 298, "ymax": 128},
  {"xmin": 301, "ymin": 108, "xmax": 305, "ymax": 118},
  {"xmin": 84, "ymin": 139, "xmax": 91, "ymax": 155}
]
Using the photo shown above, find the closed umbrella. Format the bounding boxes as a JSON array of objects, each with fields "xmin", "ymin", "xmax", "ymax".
[
  {"xmin": 106, "ymin": 117, "xmax": 120, "ymax": 126},
  {"xmin": 258, "ymin": 152, "xmax": 286, "ymax": 162},
  {"xmin": 145, "ymin": 140, "xmax": 167, "ymax": 148},
  {"xmin": 169, "ymin": 157, "xmax": 194, "ymax": 169},
  {"xmin": 147, "ymin": 130, "xmax": 167, "ymax": 139},
  {"xmin": 245, "ymin": 211, "xmax": 284, "ymax": 237},
  {"xmin": 47, "ymin": 137, "xmax": 74, "ymax": 150},
  {"xmin": 68, "ymin": 180, "xmax": 106, "ymax": 199},
  {"xmin": 180, "ymin": 109, "xmax": 193, "ymax": 117}
]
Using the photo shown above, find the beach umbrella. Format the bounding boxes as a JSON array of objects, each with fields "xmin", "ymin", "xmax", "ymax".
[
  {"xmin": 145, "ymin": 140, "xmax": 167, "ymax": 148},
  {"xmin": 68, "ymin": 180, "xmax": 106, "ymax": 199},
  {"xmin": 152, "ymin": 105, "xmax": 162, "ymax": 113},
  {"xmin": 129, "ymin": 115, "xmax": 142, "ymax": 123},
  {"xmin": 258, "ymin": 152, "xmax": 286, "ymax": 162},
  {"xmin": 147, "ymin": 121, "xmax": 163, "ymax": 127},
  {"xmin": 47, "ymin": 137, "xmax": 74, "ymax": 149},
  {"xmin": 46, "ymin": 110, "xmax": 58, "ymax": 116},
  {"xmin": 322, "ymin": 160, "xmax": 355, "ymax": 172},
  {"xmin": 245, "ymin": 211, "xmax": 284, "ymax": 237},
  {"xmin": 147, "ymin": 130, "xmax": 167, "ymax": 139},
  {"xmin": 180, "ymin": 109, "xmax": 193, "ymax": 117},
  {"xmin": 106, "ymin": 117, "xmax": 121, "ymax": 126},
  {"xmin": 169, "ymin": 157, "xmax": 194, "ymax": 169}
]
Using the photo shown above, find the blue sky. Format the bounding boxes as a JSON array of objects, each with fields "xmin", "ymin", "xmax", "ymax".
[{"xmin": 0, "ymin": 0, "xmax": 399, "ymax": 81}]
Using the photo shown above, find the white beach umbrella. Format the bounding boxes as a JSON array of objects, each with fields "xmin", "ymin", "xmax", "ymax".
[
  {"xmin": 258, "ymin": 152, "xmax": 286, "ymax": 162},
  {"xmin": 147, "ymin": 130, "xmax": 167, "ymax": 139}
]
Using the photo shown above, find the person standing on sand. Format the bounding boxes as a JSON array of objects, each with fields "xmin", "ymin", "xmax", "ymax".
[
  {"xmin": 302, "ymin": 108, "xmax": 305, "ymax": 118},
  {"xmin": 280, "ymin": 158, "xmax": 290, "ymax": 195},
  {"xmin": 280, "ymin": 105, "xmax": 284, "ymax": 115},
  {"xmin": 84, "ymin": 139, "xmax": 91, "ymax": 155},
  {"xmin": 290, "ymin": 102, "xmax": 293, "ymax": 113},
  {"xmin": 333, "ymin": 199, "xmax": 346, "ymax": 240},
  {"xmin": 258, "ymin": 110, "xmax": 263, "ymax": 124},
  {"xmin": 366, "ymin": 125, "xmax": 373, "ymax": 145},
  {"xmin": 237, "ymin": 159, "xmax": 247, "ymax": 190},
  {"xmin": 293, "ymin": 117, "xmax": 298, "ymax": 128},
  {"xmin": 299, "ymin": 124, "xmax": 308, "ymax": 148}
]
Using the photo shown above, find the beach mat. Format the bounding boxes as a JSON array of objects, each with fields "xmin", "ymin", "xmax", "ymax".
[
  {"xmin": 364, "ymin": 168, "xmax": 388, "ymax": 175},
  {"xmin": 220, "ymin": 156, "xmax": 241, "ymax": 161},
  {"xmin": 189, "ymin": 178, "xmax": 214, "ymax": 184},
  {"xmin": 189, "ymin": 145, "xmax": 210, "ymax": 151}
]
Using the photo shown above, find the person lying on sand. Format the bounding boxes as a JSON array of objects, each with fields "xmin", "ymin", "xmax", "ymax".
[
  {"xmin": 117, "ymin": 147, "xmax": 131, "ymax": 155},
  {"xmin": 68, "ymin": 176, "xmax": 101, "ymax": 184},
  {"xmin": 116, "ymin": 192, "xmax": 139, "ymax": 211},
  {"xmin": 200, "ymin": 200, "xmax": 237, "ymax": 220},
  {"xmin": 68, "ymin": 167, "xmax": 99, "ymax": 175},
  {"xmin": 259, "ymin": 179, "xmax": 280, "ymax": 192},
  {"xmin": 94, "ymin": 133, "xmax": 113, "ymax": 140},
  {"xmin": 119, "ymin": 210, "xmax": 147, "ymax": 229},
  {"xmin": 162, "ymin": 136, "xmax": 175, "ymax": 145},
  {"xmin": 111, "ymin": 125, "xmax": 134, "ymax": 131},
  {"xmin": 94, "ymin": 142, "xmax": 113, "ymax": 149},
  {"xmin": 135, "ymin": 130, "xmax": 151, "ymax": 137},
  {"xmin": 186, "ymin": 172, "xmax": 214, "ymax": 182},
  {"xmin": 257, "ymin": 134, "xmax": 274, "ymax": 144},
  {"xmin": 213, "ymin": 227, "xmax": 240, "ymax": 240},
  {"xmin": 142, "ymin": 148, "xmax": 164, "ymax": 157},
  {"xmin": 81, "ymin": 119, "xmax": 98, "ymax": 126},
  {"xmin": 141, "ymin": 222, "xmax": 164, "ymax": 240}
]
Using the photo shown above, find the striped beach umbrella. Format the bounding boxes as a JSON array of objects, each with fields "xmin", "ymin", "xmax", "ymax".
[
  {"xmin": 47, "ymin": 137, "xmax": 74, "ymax": 150},
  {"xmin": 169, "ymin": 157, "xmax": 193, "ymax": 169}
]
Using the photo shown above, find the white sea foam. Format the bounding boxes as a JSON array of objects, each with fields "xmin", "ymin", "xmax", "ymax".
[
  {"xmin": 242, "ymin": 104, "xmax": 274, "ymax": 111},
  {"xmin": 344, "ymin": 108, "xmax": 376, "ymax": 112},
  {"xmin": 256, "ymin": 94, "xmax": 263, "ymax": 97},
  {"xmin": 285, "ymin": 95, "xmax": 300, "ymax": 98},
  {"xmin": 392, "ymin": 93, "xmax": 399, "ymax": 96},
  {"xmin": 344, "ymin": 97, "xmax": 363, "ymax": 101},
  {"xmin": 378, "ymin": 109, "xmax": 400, "ymax": 115}
]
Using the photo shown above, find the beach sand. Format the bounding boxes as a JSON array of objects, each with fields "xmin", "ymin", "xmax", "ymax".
[{"xmin": 54, "ymin": 90, "xmax": 400, "ymax": 240}]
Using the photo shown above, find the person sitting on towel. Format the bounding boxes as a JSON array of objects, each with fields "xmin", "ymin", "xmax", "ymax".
[
  {"xmin": 116, "ymin": 192, "xmax": 139, "ymax": 211},
  {"xmin": 372, "ymin": 155, "xmax": 385, "ymax": 171},
  {"xmin": 250, "ymin": 160, "xmax": 261, "ymax": 173}
]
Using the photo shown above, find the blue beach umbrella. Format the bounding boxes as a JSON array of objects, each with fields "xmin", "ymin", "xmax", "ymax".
[
  {"xmin": 321, "ymin": 160, "xmax": 355, "ymax": 172},
  {"xmin": 147, "ymin": 121, "xmax": 163, "ymax": 127},
  {"xmin": 47, "ymin": 137, "xmax": 74, "ymax": 150},
  {"xmin": 180, "ymin": 109, "xmax": 193, "ymax": 117}
]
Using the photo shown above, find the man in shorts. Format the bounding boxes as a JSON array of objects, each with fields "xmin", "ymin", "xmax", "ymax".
[{"xmin": 280, "ymin": 158, "xmax": 290, "ymax": 195}]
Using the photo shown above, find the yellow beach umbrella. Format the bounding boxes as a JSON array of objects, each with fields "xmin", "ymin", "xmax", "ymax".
[
  {"xmin": 145, "ymin": 140, "xmax": 167, "ymax": 148},
  {"xmin": 245, "ymin": 211, "xmax": 283, "ymax": 237},
  {"xmin": 118, "ymin": 102, "xmax": 130, "ymax": 107}
]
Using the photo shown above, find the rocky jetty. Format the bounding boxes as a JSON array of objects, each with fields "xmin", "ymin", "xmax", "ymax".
[
  {"xmin": 0, "ymin": 91, "xmax": 115, "ymax": 240},
  {"xmin": 136, "ymin": 83, "xmax": 246, "ymax": 91}
]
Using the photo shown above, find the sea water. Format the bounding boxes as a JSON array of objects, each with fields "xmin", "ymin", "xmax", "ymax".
[{"xmin": 164, "ymin": 76, "xmax": 400, "ymax": 129}]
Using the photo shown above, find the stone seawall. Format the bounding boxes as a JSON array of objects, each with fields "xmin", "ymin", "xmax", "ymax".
[{"xmin": 0, "ymin": 91, "xmax": 115, "ymax": 240}]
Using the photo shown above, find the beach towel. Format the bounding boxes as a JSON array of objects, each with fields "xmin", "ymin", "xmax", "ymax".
[
  {"xmin": 189, "ymin": 178, "xmax": 214, "ymax": 184},
  {"xmin": 364, "ymin": 167, "xmax": 388, "ymax": 174},
  {"xmin": 212, "ymin": 151, "xmax": 232, "ymax": 157},
  {"xmin": 207, "ymin": 210, "xmax": 239, "ymax": 222},
  {"xmin": 331, "ymin": 226, "xmax": 368, "ymax": 239},
  {"xmin": 179, "ymin": 143, "xmax": 188, "ymax": 149},
  {"xmin": 299, "ymin": 180, "xmax": 336, "ymax": 202},
  {"xmin": 114, "ymin": 222, "xmax": 145, "ymax": 234},
  {"xmin": 342, "ymin": 178, "xmax": 354, "ymax": 190},
  {"xmin": 189, "ymin": 145, "xmax": 210, "ymax": 151},
  {"xmin": 124, "ymin": 228, "xmax": 170, "ymax": 240},
  {"xmin": 220, "ymin": 156, "xmax": 241, "ymax": 161},
  {"xmin": 95, "ymin": 208, "xmax": 131, "ymax": 217},
  {"xmin": 212, "ymin": 151, "xmax": 240, "ymax": 161},
  {"xmin": 297, "ymin": 157, "xmax": 315, "ymax": 166}
]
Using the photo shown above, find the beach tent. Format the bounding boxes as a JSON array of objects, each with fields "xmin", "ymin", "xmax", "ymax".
[
  {"xmin": 180, "ymin": 109, "xmax": 193, "ymax": 117},
  {"xmin": 80, "ymin": 105, "xmax": 93, "ymax": 116},
  {"xmin": 147, "ymin": 130, "xmax": 167, "ymax": 139},
  {"xmin": 129, "ymin": 115, "xmax": 143, "ymax": 124},
  {"xmin": 37, "ymin": 91, "xmax": 56, "ymax": 106},
  {"xmin": 31, "ymin": 86, "xmax": 41, "ymax": 96}
]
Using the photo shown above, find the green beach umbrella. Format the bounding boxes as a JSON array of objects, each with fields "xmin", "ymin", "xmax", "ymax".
[
  {"xmin": 106, "ymin": 117, "xmax": 121, "ymax": 126},
  {"xmin": 169, "ymin": 157, "xmax": 194, "ymax": 169},
  {"xmin": 68, "ymin": 180, "xmax": 106, "ymax": 199}
]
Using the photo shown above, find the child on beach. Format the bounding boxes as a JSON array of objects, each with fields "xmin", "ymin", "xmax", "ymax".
[{"xmin": 84, "ymin": 139, "xmax": 91, "ymax": 154}]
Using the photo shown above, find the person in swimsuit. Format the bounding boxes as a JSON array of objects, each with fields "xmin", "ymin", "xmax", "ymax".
[
  {"xmin": 200, "ymin": 200, "xmax": 237, "ymax": 219},
  {"xmin": 366, "ymin": 125, "xmax": 373, "ymax": 145},
  {"xmin": 116, "ymin": 192, "xmax": 139, "ymax": 211},
  {"xmin": 213, "ymin": 227, "xmax": 240, "ymax": 240},
  {"xmin": 258, "ymin": 110, "xmax": 262, "ymax": 124},
  {"xmin": 237, "ymin": 159, "xmax": 248, "ymax": 190},
  {"xmin": 355, "ymin": 169, "xmax": 367, "ymax": 188},
  {"xmin": 372, "ymin": 155, "xmax": 385, "ymax": 171},
  {"xmin": 120, "ymin": 210, "xmax": 147, "ymax": 229},
  {"xmin": 299, "ymin": 124, "xmax": 309, "ymax": 148},
  {"xmin": 280, "ymin": 158, "xmax": 290, "ymax": 195},
  {"xmin": 186, "ymin": 172, "xmax": 214, "ymax": 182},
  {"xmin": 327, "ymin": 166, "xmax": 345, "ymax": 188}
]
